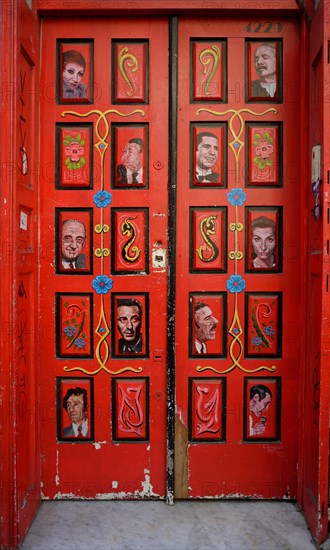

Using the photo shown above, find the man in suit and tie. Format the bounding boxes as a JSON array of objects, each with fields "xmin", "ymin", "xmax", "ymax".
[
  {"xmin": 62, "ymin": 387, "xmax": 89, "ymax": 438},
  {"xmin": 117, "ymin": 137, "xmax": 143, "ymax": 185},
  {"xmin": 61, "ymin": 219, "xmax": 87, "ymax": 270},
  {"xmin": 194, "ymin": 301, "xmax": 219, "ymax": 354},
  {"xmin": 195, "ymin": 131, "xmax": 220, "ymax": 184}
]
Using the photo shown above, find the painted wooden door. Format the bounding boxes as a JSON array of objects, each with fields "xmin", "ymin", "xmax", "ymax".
[
  {"xmin": 175, "ymin": 18, "xmax": 301, "ymax": 498},
  {"xmin": 40, "ymin": 14, "xmax": 301, "ymax": 500},
  {"xmin": 39, "ymin": 18, "xmax": 169, "ymax": 498}
]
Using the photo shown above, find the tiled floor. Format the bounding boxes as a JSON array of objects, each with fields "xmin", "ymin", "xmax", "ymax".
[{"xmin": 20, "ymin": 500, "xmax": 317, "ymax": 549}]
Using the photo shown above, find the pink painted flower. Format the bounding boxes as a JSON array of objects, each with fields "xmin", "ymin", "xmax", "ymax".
[
  {"xmin": 255, "ymin": 139, "xmax": 273, "ymax": 159},
  {"xmin": 64, "ymin": 141, "xmax": 84, "ymax": 162}
]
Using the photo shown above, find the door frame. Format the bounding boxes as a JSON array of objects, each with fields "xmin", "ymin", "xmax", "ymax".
[{"xmin": 1, "ymin": 0, "xmax": 329, "ymax": 548}]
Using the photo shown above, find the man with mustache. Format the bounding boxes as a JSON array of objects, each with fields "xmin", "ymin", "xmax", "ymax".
[
  {"xmin": 251, "ymin": 43, "xmax": 277, "ymax": 98},
  {"xmin": 194, "ymin": 301, "xmax": 219, "ymax": 354},
  {"xmin": 195, "ymin": 132, "xmax": 220, "ymax": 183},
  {"xmin": 117, "ymin": 298, "xmax": 143, "ymax": 354}
]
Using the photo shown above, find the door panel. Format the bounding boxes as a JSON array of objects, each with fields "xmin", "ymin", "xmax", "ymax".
[
  {"xmin": 40, "ymin": 15, "xmax": 301, "ymax": 501},
  {"xmin": 40, "ymin": 18, "xmax": 168, "ymax": 497},
  {"xmin": 175, "ymin": 18, "xmax": 300, "ymax": 498}
]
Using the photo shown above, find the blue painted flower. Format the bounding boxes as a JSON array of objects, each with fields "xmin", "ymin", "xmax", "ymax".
[
  {"xmin": 74, "ymin": 337, "xmax": 86, "ymax": 349},
  {"xmin": 227, "ymin": 188, "xmax": 246, "ymax": 206},
  {"xmin": 252, "ymin": 336, "xmax": 263, "ymax": 346},
  {"xmin": 93, "ymin": 190, "xmax": 112, "ymax": 208},
  {"xmin": 64, "ymin": 325, "xmax": 76, "ymax": 338},
  {"xmin": 226, "ymin": 275, "xmax": 246, "ymax": 294},
  {"xmin": 92, "ymin": 275, "xmax": 113, "ymax": 294},
  {"xmin": 233, "ymin": 328, "xmax": 240, "ymax": 335},
  {"xmin": 264, "ymin": 325, "xmax": 275, "ymax": 336}
]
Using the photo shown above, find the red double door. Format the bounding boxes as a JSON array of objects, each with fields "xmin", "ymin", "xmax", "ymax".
[{"xmin": 40, "ymin": 16, "xmax": 300, "ymax": 499}]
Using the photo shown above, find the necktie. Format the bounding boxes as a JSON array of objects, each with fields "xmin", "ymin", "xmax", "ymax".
[
  {"xmin": 69, "ymin": 262, "xmax": 74, "ymax": 269},
  {"xmin": 132, "ymin": 172, "xmax": 139, "ymax": 183},
  {"xmin": 77, "ymin": 426, "xmax": 83, "ymax": 438}
]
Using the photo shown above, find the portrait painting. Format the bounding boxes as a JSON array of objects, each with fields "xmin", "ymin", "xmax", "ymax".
[
  {"xmin": 191, "ymin": 123, "xmax": 226, "ymax": 187},
  {"xmin": 246, "ymin": 40, "xmax": 282, "ymax": 102},
  {"xmin": 111, "ymin": 293, "xmax": 149, "ymax": 358},
  {"xmin": 189, "ymin": 292, "xmax": 227, "ymax": 358},
  {"xmin": 244, "ymin": 377, "xmax": 281, "ymax": 441},
  {"xmin": 55, "ymin": 208, "xmax": 93, "ymax": 274},
  {"xmin": 57, "ymin": 377, "xmax": 94, "ymax": 441},
  {"xmin": 57, "ymin": 40, "xmax": 93, "ymax": 104},
  {"xmin": 111, "ymin": 124, "xmax": 148, "ymax": 189},
  {"xmin": 245, "ymin": 208, "xmax": 282, "ymax": 272}
]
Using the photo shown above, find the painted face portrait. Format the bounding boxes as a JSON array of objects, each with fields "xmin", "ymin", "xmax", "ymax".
[
  {"xmin": 63, "ymin": 63, "xmax": 84, "ymax": 91},
  {"xmin": 196, "ymin": 135, "xmax": 219, "ymax": 171},
  {"xmin": 195, "ymin": 304, "xmax": 219, "ymax": 343},
  {"xmin": 62, "ymin": 50, "xmax": 87, "ymax": 99},
  {"xmin": 62, "ymin": 220, "xmax": 86, "ymax": 265},
  {"xmin": 254, "ymin": 45, "xmax": 276, "ymax": 83},
  {"xmin": 66, "ymin": 393, "xmax": 86, "ymax": 425},
  {"xmin": 117, "ymin": 304, "xmax": 142, "ymax": 343},
  {"xmin": 252, "ymin": 227, "xmax": 276, "ymax": 268},
  {"xmin": 122, "ymin": 141, "xmax": 142, "ymax": 173},
  {"xmin": 251, "ymin": 217, "xmax": 276, "ymax": 269}
]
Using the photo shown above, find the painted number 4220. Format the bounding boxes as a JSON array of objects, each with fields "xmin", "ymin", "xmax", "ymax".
[{"xmin": 246, "ymin": 22, "xmax": 283, "ymax": 33}]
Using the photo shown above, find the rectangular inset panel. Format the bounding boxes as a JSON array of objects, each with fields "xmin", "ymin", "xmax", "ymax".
[
  {"xmin": 112, "ymin": 377, "xmax": 149, "ymax": 441},
  {"xmin": 111, "ymin": 208, "xmax": 148, "ymax": 274},
  {"xmin": 56, "ymin": 293, "xmax": 93, "ymax": 358},
  {"xmin": 57, "ymin": 39, "xmax": 94, "ymax": 104},
  {"xmin": 112, "ymin": 40, "xmax": 148, "ymax": 104},
  {"xmin": 190, "ymin": 39, "xmax": 227, "ymax": 102},
  {"xmin": 111, "ymin": 293, "xmax": 149, "ymax": 358},
  {"xmin": 56, "ymin": 124, "xmax": 93, "ymax": 189},
  {"xmin": 245, "ymin": 207, "xmax": 282, "ymax": 272},
  {"xmin": 55, "ymin": 208, "xmax": 93, "ymax": 274},
  {"xmin": 244, "ymin": 377, "xmax": 281, "ymax": 441},
  {"xmin": 111, "ymin": 124, "xmax": 148, "ymax": 189},
  {"xmin": 246, "ymin": 123, "xmax": 282, "ymax": 186},
  {"xmin": 191, "ymin": 123, "xmax": 227, "ymax": 187},
  {"xmin": 190, "ymin": 207, "xmax": 227, "ymax": 272},
  {"xmin": 57, "ymin": 377, "xmax": 94, "ymax": 441},
  {"xmin": 189, "ymin": 292, "xmax": 227, "ymax": 358},
  {"xmin": 189, "ymin": 378, "xmax": 226, "ymax": 442},
  {"xmin": 245, "ymin": 293, "xmax": 282, "ymax": 358},
  {"xmin": 245, "ymin": 39, "xmax": 282, "ymax": 103}
]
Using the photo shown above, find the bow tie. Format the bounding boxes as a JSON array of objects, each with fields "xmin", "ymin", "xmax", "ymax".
[{"xmin": 196, "ymin": 173, "xmax": 219, "ymax": 183}]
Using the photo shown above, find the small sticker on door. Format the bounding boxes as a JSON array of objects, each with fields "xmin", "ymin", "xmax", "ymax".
[
  {"xmin": 152, "ymin": 248, "xmax": 166, "ymax": 269},
  {"xmin": 20, "ymin": 211, "xmax": 28, "ymax": 231}
]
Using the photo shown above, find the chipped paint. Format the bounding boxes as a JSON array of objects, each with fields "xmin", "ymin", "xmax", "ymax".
[
  {"xmin": 93, "ymin": 440, "xmax": 106, "ymax": 450},
  {"xmin": 112, "ymin": 481, "xmax": 118, "ymax": 489},
  {"xmin": 55, "ymin": 449, "xmax": 60, "ymax": 486}
]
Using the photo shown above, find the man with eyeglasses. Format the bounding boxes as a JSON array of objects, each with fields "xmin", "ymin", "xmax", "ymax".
[{"xmin": 61, "ymin": 219, "xmax": 87, "ymax": 269}]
